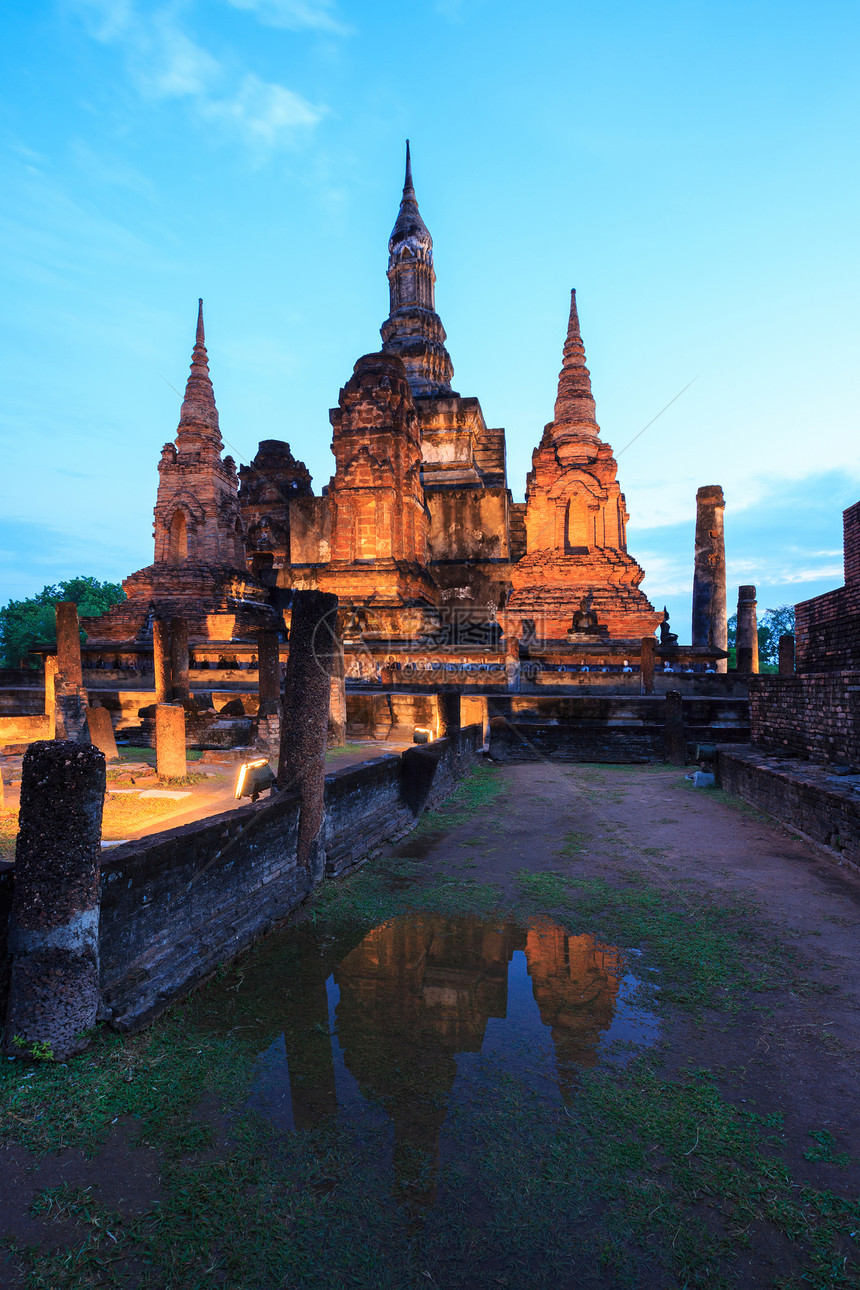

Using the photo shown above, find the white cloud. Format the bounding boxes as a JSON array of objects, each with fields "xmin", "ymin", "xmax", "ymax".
[
  {"xmin": 203, "ymin": 73, "xmax": 323, "ymax": 151},
  {"xmin": 224, "ymin": 0, "xmax": 349, "ymax": 35},
  {"xmin": 71, "ymin": 0, "xmax": 324, "ymax": 153}
]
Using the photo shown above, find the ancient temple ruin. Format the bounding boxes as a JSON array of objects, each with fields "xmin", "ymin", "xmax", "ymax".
[
  {"xmin": 238, "ymin": 144, "xmax": 662, "ymax": 676},
  {"xmin": 76, "ymin": 145, "xmax": 730, "ymax": 713}
]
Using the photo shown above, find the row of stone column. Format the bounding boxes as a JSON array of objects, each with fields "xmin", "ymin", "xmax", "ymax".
[{"xmin": 692, "ymin": 489, "xmax": 794, "ymax": 675}]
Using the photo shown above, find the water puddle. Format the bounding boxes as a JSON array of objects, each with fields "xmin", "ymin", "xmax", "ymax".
[{"xmin": 218, "ymin": 912, "xmax": 657, "ymax": 1207}]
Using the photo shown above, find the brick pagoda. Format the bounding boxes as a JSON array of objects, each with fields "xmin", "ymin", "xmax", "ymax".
[{"xmin": 81, "ymin": 302, "xmax": 276, "ymax": 663}]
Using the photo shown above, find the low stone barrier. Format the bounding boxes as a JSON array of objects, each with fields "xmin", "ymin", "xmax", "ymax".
[
  {"xmin": 0, "ymin": 715, "xmax": 51, "ymax": 747},
  {"xmin": 717, "ymin": 745, "xmax": 860, "ymax": 871},
  {"xmin": 0, "ymin": 726, "xmax": 483, "ymax": 1034}
]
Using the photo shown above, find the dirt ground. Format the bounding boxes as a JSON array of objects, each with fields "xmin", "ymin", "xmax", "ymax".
[{"xmin": 1, "ymin": 760, "xmax": 859, "ymax": 1288}]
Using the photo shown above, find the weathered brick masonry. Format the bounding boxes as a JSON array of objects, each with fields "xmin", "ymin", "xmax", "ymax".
[
  {"xmin": 718, "ymin": 499, "xmax": 860, "ymax": 865},
  {"xmin": 747, "ymin": 672, "xmax": 860, "ymax": 765},
  {"xmin": 795, "ymin": 501, "xmax": 860, "ymax": 673},
  {"xmin": 717, "ymin": 747, "xmax": 860, "ymax": 871}
]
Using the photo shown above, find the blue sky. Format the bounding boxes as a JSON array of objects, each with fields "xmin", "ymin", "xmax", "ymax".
[{"xmin": 2, "ymin": 0, "xmax": 859, "ymax": 633}]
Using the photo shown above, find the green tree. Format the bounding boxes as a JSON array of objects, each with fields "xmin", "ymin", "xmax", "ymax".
[{"xmin": 0, "ymin": 577, "xmax": 125, "ymax": 669}]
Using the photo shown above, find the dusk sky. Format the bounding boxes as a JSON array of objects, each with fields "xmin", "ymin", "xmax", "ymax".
[{"xmin": 2, "ymin": 0, "xmax": 859, "ymax": 632}]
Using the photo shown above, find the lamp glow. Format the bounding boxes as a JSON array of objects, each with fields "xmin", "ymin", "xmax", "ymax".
[{"xmin": 235, "ymin": 758, "xmax": 276, "ymax": 801}]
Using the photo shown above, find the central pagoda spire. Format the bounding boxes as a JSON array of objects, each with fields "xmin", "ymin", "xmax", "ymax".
[
  {"xmin": 177, "ymin": 298, "xmax": 222, "ymax": 451},
  {"xmin": 380, "ymin": 141, "xmax": 455, "ymax": 397},
  {"xmin": 549, "ymin": 289, "xmax": 601, "ymax": 464}
]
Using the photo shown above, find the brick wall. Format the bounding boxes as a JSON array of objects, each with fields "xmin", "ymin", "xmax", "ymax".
[
  {"xmin": 795, "ymin": 500, "xmax": 860, "ymax": 673},
  {"xmin": 795, "ymin": 585, "xmax": 860, "ymax": 673},
  {"xmin": 748, "ymin": 672, "xmax": 860, "ymax": 764},
  {"xmin": 843, "ymin": 500, "xmax": 860, "ymax": 587}
]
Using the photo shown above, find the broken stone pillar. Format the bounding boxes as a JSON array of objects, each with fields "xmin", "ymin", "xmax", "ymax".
[
  {"xmin": 44, "ymin": 655, "xmax": 58, "ymax": 739},
  {"xmin": 257, "ymin": 631, "xmax": 281, "ymax": 718},
  {"xmin": 169, "ymin": 617, "xmax": 190, "ymax": 701},
  {"xmin": 54, "ymin": 604, "xmax": 88, "ymax": 740},
  {"xmin": 56, "ymin": 692, "xmax": 89, "ymax": 743},
  {"xmin": 692, "ymin": 486, "xmax": 727, "ymax": 673},
  {"xmin": 664, "ymin": 690, "xmax": 686, "ymax": 766},
  {"xmin": 155, "ymin": 703, "xmax": 186, "ymax": 779},
  {"xmin": 152, "ymin": 619, "xmax": 173, "ymax": 704},
  {"xmin": 277, "ymin": 590, "xmax": 339, "ymax": 880},
  {"xmin": 437, "ymin": 691, "xmax": 461, "ymax": 739},
  {"xmin": 55, "ymin": 602, "xmax": 83, "ymax": 692},
  {"xmin": 462, "ymin": 696, "xmax": 490, "ymax": 747},
  {"xmin": 640, "ymin": 637, "xmax": 655, "ymax": 695},
  {"xmin": 736, "ymin": 585, "xmax": 759, "ymax": 675},
  {"xmin": 328, "ymin": 642, "xmax": 347, "ymax": 748},
  {"xmin": 2, "ymin": 741, "xmax": 105, "ymax": 1060},
  {"xmin": 371, "ymin": 694, "xmax": 393, "ymax": 741},
  {"xmin": 86, "ymin": 706, "xmax": 118, "ymax": 761},
  {"xmin": 778, "ymin": 633, "xmax": 795, "ymax": 675}
]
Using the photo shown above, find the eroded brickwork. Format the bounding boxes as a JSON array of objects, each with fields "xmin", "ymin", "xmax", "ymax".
[{"xmin": 748, "ymin": 672, "xmax": 860, "ymax": 764}]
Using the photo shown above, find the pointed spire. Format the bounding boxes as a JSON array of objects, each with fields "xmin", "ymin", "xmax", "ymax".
[
  {"xmin": 551, "ymin": 288, "xmax": 600, "ymax": 448},
  {"xmin": 178, "ymin": 298, "xmax": 221, "ymax": 442},
  {"xmin": 389, "ymin": 139, "xmax": 432, "ymax": 255},
  {"xmin": 404, "ymin": 138, "xmax": 414, "ymax": 196}
]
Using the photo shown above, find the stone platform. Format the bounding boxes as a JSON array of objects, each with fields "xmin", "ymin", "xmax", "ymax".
[{"xmin": 716, "ymin": 745, "xmax": 860, "ymax": 872}]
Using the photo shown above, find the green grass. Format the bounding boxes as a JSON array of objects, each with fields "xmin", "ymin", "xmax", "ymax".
[
  {"xmin": 557, "ymin": 828, "xmax": 588, "ymax": 857},
  {"xmin": 5, "ymin": 1055, "xmax": 858, "ymax": 1289},
  {"xmin": 324, "ymin": 742, "xmax": 368, "ymax": 762}
]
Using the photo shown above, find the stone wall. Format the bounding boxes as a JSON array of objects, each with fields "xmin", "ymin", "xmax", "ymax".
[
  {"xmin": 99, "ymin": 792, "xmax": 307, "ymax": 1030},
  {"xmin": 0, "ymin": 727, "xmax": 483, "ymax": 1030},
  {"xmin": 747, "ymin": 672, "xmax": 860, "ymax": 765},
  {"xmin": 488, "ymin": 694, "xmax": 750, "ymax": 763},
  {"xmin": 717, "ymin": 746, "xmax": 860, "ymax": 870}
]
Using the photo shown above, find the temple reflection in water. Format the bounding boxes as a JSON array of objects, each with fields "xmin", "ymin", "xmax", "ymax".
[{"xmin": 269, "ymin": 914, "xmax": 634, "ymax": 1206}]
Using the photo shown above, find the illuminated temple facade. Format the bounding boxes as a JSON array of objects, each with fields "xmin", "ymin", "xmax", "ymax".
[{"xmin": 83, "ymin": 146, "xmax": 660, "ymax": 674}]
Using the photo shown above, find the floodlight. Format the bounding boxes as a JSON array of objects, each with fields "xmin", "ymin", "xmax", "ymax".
[
  {"xmin": 235, "ymin": 759, "xmax": 276, "ymax": 801},
  {"xmin": 413, "ymin": 727, "xmax": 432, "ymax": 744}
]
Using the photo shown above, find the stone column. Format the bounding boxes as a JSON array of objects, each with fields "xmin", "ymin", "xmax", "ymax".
[
  {"xmin": 55, "ymin": 603, "xmax": 88, "ymax": 740},
  {"xmin": 664, "ymin": 690, "xmax": 686, "ymax": 766},
  {"xmin": 2, "ymin": 741, "xmax": 105, "ymax": 1060},
  {"xmin": 778, "ymin": 633, "xmax": 795, "ymax": 675},
  {"xmin": 736, "ymin": 585, "xmax": 759, "ymax": 674},
  {"xmin": 169, "ymin": 617, "xmax": 190, "ymax": 701},
  {"xmin": 437, "ymin": 691, "xmax": 461, "ymax": 739},
  {"xmin": 277, "ymin": 590, "xmax": 339, "ymax": 879},
  {"xmin": 152, "ymin": 619, "xmax": 173, "ymax": 704},
  {"xmin": 55, "ymin": 602, "xmax": 83, "ymax": 692},
  {"xmin": 257, "ymin": 631, "xmax": 281, "ymax": 718},
  {"xmin": 640, "ymin": 637, "xmax": 655, "ymax": 695},
  {"xmin": 56, "ymin": 692, "xmax": 89, "ymax": 743},
  {"xmin": 86, "ymin": 706, "xmax": 118, "ymax": 761},
  {"xmin": 155, "ymin": 704, "xmax": 186, "ymax": 779},
  {"xmin": 44, "ymin": 655, "xmax": 58, "ymax": 739},
  {"xmin": 328, "ymin": 639, "xmax": 347, "ymax": 748},
  {"xmin": 692, "ymin": 486, "xmax": 727, "ymax": 672}
]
